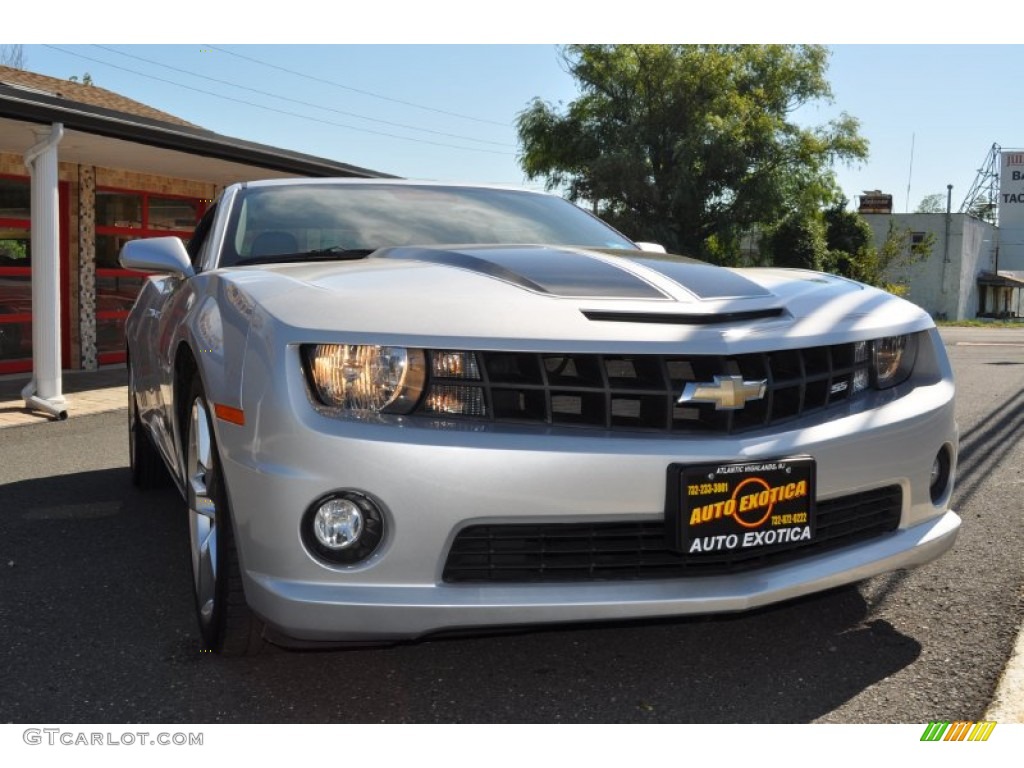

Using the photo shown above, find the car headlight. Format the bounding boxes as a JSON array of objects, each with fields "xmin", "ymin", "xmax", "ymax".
[
  {"xmin": 304, "ymin": 344, "xmax": 426, "ymax": 414},
  {"xmin": 872, "ymin": 334, "xmax": 917, "ymax": 389},
  {"xmin": 852, "ymin": 334, "xmax": 918, "ymax": 393}
]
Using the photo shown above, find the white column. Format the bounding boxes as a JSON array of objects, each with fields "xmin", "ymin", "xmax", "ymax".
[{"xmin": 22, "ymin": 123, "xmax": 67, "ymax": 419}]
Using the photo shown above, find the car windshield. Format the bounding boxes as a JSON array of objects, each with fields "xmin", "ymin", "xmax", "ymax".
[{"xmin": 222, "ymin": 183, "xmax": 638, "ymax": 266}]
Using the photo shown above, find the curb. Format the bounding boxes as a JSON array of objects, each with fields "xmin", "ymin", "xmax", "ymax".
[
  {"xmin": 985, "ymin": 623, "xmax": 1024, "ymax": 723},
  {"xmin": 0, "ymin": 386, "xmax": 127, "ymax": 429}
]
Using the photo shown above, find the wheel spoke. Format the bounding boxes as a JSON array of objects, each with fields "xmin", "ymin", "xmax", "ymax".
[
  {"xmin": 196, "ymin": 523, "xmax": 217, "ymax": 621},
  {"xmin": 190, "ymin": 478, "xmax": 216, "ymax": 518}
]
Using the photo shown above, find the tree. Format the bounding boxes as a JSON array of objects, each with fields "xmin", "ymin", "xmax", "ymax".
[
  {"xmin": 760, "ymin": 200, "xmax": 930, "ymax": 294},
  {"xmin": 0, "ymin": 44, "xmax": 25, "ymax": 69},
  {"xmin": 915, "ymin": 193, "xmax": 945, "ymax": 213},
  {"xmin": 764, "ymin": 213, "xmax": 827, "ymax": 271},
  {"xmin": 68, "ymin": 73, "xmax": 94, "ymax": 86},
  {"xmin": 871, "ymin": 221, "xmax": 934, "ymax": 294},
  {"xmin": 822, "ymin": 199, "xmax": 874, "ymax": 278},
  {"xmin": 966, "ymin": 199, "xmax": 997, "ymax": 223},
  {"xmin": 517, "ymin": 45, "xmax": 867, "ymax": 261}
]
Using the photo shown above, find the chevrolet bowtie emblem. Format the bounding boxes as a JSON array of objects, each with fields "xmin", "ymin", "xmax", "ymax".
[{"xmin": 678, "ymin": 375, "xmax": 768, "ymax": 410}]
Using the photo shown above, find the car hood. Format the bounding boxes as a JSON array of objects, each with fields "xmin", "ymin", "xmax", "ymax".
[{"xmin": 225, "ymin": 245, "xmax": 933, "ymax": 353}]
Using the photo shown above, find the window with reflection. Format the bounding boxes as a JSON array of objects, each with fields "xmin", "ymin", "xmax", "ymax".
[
  {"xmin": 0, "ymin": 177, "xmax": 31, "ymax": 220},
  {"xmin": 0, "ymin": 222, "xmax": 31, "ymax": 367},
  {"xmin": 96, "ymin": 233, "xmax": 137, "ymax": 269},
  {"xmin": 149, "ymin": 197, "xmax": 199, "ymax": 231},
  {"xmin": 94, "ymin": 188, "xmax": 204, "ymax": 363},
  {"xmin": 96, "ymin": 191, "xmax": 142, "ymax": 229}
]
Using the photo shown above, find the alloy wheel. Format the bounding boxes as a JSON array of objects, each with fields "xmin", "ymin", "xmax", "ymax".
[{"xmin": 186, "ymin": 397, "xmax": 218, "ymax": 629}]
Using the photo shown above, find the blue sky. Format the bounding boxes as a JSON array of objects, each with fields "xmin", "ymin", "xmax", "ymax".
[{"xmin": 12, "ymin": 40, "xmax": 1024, "ymax": 213}]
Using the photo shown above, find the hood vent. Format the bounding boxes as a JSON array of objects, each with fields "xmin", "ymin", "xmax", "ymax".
[{"xmin": 582, "ymin": 308, "xmax": 786, "ymax": 325}]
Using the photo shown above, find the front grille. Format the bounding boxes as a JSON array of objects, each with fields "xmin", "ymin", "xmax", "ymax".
[
  {"xmin": 415, "ymin": 343, "xmax": 870, "ymax": 433},
  {"xmin": 443, "ymin": 485, "xmax": 902, "ymax": 583}
]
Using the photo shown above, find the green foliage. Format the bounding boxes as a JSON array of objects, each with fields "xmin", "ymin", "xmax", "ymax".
[
  {"xmin": 936, "ymin": 318, "xmax": 1021, "ymax": 327},
  {"xmin": 761, "ymin": 204, "xmax": 932, "ymax": 294},
  {"xmin": 0, "ymin": 239, "xmax": 28, "ymax": 263},
  {"xmin": 764, "ymin": 213, "xmax": 827, "ymax": 271},
  {"xmin": 821, "ymin": 200, "xmax": 873, "ymax": 278},
  {"xmin": 829, "ymin": 219, "xmax": 933, "ymax": 290},
  {"xmin": 874, "ymin": 220, "xmax": 935, "ymax": 287},
  {"xmin": 915, "ymin": 193, "xmax": 945, "ymax": 213},
  {"xmin": 517, "ymin": 44, "xmax": 868, "ymax": 260}
]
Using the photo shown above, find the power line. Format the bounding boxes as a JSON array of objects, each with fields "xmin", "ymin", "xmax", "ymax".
[
  {"xmin": 41, "ymin": 45, "xmax": 515, "ymax": 156},
  {"xmin": 207, "ymin": 45, "xmax": 511, "ymax": 128},
  {"xmin": 92, "ymin": 45, "xmax": 515, "ymax": 149}
]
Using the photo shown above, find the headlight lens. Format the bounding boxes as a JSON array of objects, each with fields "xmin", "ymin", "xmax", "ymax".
[
  {"xmin": 872, "ymin": 334, "xmax": 918, "ymax": 389},
  {"xmin": 305, "ymin": 344, "xmax": 426, "ymax": 414}
]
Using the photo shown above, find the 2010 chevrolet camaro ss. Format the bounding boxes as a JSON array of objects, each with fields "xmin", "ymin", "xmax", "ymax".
[{"xmin": 122, "ymin": 179, "xmax": 960, "ymax": 655}]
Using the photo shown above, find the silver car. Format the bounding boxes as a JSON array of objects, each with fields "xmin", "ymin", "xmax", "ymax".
[{"xmin": 122, "ymin": 179, "xmax": 960, "ymax": 655}]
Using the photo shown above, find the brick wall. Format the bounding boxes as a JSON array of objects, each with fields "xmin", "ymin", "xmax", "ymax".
[{"xmin": 94, "ymin": 167, "xmax": 217, "ymax": 200}]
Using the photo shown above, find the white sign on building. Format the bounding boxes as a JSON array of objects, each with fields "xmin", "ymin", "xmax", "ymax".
[{"xmin": 999, "ymin": 150, "xmax": 1024, "ymax": 269}]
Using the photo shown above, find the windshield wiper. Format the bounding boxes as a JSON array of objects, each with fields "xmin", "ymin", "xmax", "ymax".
[{"xmin": 235, "ymin": 247, "xmax": 374, "ymax": 266}]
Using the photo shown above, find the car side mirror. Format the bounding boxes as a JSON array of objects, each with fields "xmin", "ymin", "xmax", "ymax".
[
  {"xmin": 635, "ymin": 242, "xmax": 667, "ymax": 254},
  {"xmin": 120, "ymin": 236, "xmax": 195, "ymax": 278}
]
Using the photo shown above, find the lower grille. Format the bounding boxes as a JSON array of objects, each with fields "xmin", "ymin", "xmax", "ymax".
[{"xmin": 443, "ymin": 486, "xmax": 902, "ymax": 583}]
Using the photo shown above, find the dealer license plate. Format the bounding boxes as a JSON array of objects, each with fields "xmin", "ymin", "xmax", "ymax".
[{"xmin": 666, "ymin": 457, "xmax": 816, "ymax": 556}]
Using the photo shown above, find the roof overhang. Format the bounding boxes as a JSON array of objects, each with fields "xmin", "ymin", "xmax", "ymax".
[
  {"xmin": 977, "ymin": 271, "xmax": 1024, "ymax": 288},
  {"xmin": 0, "ymin": 82, "xmax": 395, "ymax": 186}
]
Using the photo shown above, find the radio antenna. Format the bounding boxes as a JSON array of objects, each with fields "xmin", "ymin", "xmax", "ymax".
[{"xmin": 905, "ymin": 133, "xmax": 915, "ymax": 213}]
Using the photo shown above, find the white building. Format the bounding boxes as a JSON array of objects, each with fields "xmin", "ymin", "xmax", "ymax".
[
  {"xmin": 861, "ymin": 212, "xmax": 1013, "ymax": 321},
  {"xmin": 861, "ymin": 149, "xmax": 1024, "ymax": 321}
]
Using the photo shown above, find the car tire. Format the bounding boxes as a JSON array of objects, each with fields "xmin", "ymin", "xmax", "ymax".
[
  {"xmin": 128, "ymin": 363, "xmax": 169, "ymax": 489},
  {"xmin": 185, "ymin": 375, "xmax": 267, "ymax": 656}
]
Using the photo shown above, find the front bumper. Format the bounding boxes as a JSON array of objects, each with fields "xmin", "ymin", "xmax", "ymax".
[
  {"xmin": 245, "ymin": 509, "xmax": 958, "ymax": 642},
  {"xmin": 218, "ymin": 338, "xmax": 960, "ymax": 642}
]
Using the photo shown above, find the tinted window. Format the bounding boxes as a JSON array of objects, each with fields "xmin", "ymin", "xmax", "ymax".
[{"xmin": 223, "ymin": 184, "xmax": 636, "ymax": 266}]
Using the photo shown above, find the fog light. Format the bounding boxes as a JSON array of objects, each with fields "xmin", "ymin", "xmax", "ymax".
[
  {"xmin": 302, "ymin": 492, "xmax": 384, "ymax": 565},
  {"xmin": 314, "ymin": 498, "xmax": 364, "ymax": 550},
  {"xmin": 930, "ymin": 445, "xmax": 952, "ymax": 504}
]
